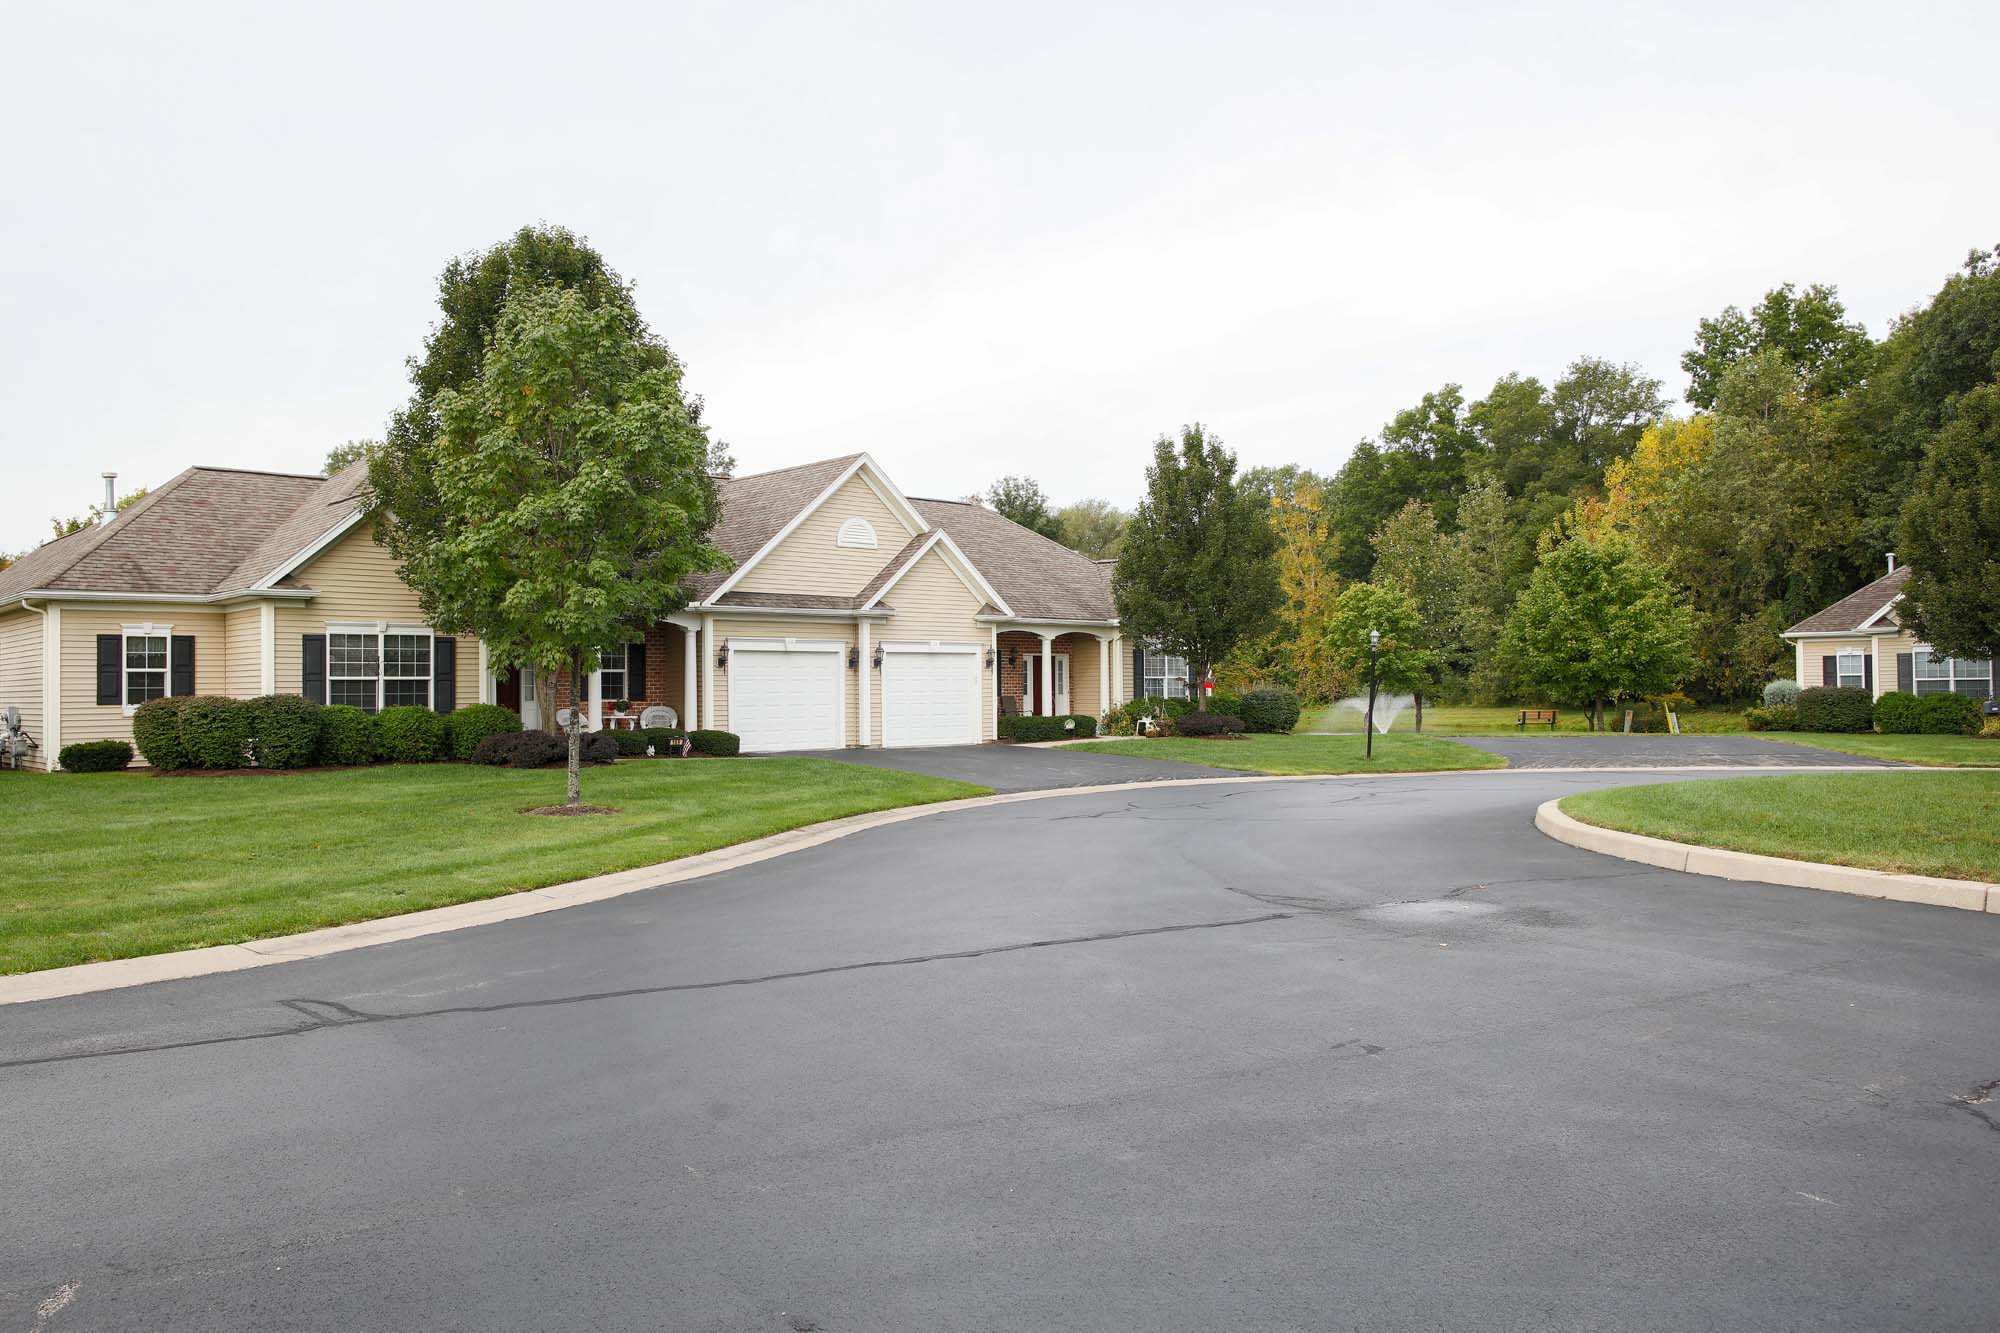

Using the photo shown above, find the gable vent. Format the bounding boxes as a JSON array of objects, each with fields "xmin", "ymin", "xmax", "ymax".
[{"xmin": 837, "ymin": 516, "xmax": 878, "ymax": 549}]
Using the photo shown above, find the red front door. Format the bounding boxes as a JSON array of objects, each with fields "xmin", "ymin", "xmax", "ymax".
[{"xmin": 496, "ymin": 672, "xmax": 521, "ymax": 712}]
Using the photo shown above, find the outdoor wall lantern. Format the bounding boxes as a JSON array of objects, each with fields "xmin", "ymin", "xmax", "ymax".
[
  {"xmin": 847, "ymin": 646, "xmax": 860, "ymax": 671},
  {"xmin": 984, "ymin": 648, "xmax": 996, "ymax": 671},
  {"xmin": 716, "ymin": 638, "xmax": 730, "ymax": 668},
  {"xmin": 871, "ymin": 644, "xmax": 885, "ymax": 669}
]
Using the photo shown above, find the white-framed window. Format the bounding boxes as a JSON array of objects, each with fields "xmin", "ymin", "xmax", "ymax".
[
  {"xmin": 1913, "ymin": 647, "xmax": 1993, "ymax": 698},
  {"xmin": 1143, "ymin": 650, "xmax": 1190, "ymax": 700},
  {"xmin": 328, "ymin": 624, "xmax": 432, "ymax": 713},
  {"xmin": 122, "ymin": 627, "xmax": 170, "ymax": 712},
  {"xmin": 1836, "ymin": 649, "xmax": 1866, "ymax": 690},
  {"xmin": 599, "ymin": 643, "xmax": 631, "ymax": 701}
]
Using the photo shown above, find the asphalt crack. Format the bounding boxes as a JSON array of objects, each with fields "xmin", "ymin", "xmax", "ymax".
[
  {"xmin": 1950, "ymin": 1077, "xmax": 2000, "ymax": 1134},
  {"xmin": 0, "ymin": 912, "xmax": 1293, "ymax": 1072}
]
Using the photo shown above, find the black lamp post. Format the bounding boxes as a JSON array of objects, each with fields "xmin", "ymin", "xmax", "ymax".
[{"xmin": 1365, "ymin": 628, "xmax": 1381, "ymax": 759}]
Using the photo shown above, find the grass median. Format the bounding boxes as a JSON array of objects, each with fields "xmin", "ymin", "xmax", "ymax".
[
  {"xmin": 1753, "ymin": 732, "xmax": 2000, "ymax": 767},
  {"xmin": 1067, "ymin": 733, "xmax": 1505, "ymax": 775},
  {"xmin": 0, "ymin": 758, "xmax": 987, "ymax": 975},
  {"xmin": 1560, "ymin": 771, "xmax": 2000, "ymax": 882}
]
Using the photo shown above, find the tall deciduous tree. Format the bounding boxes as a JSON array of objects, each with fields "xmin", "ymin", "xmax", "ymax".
[
  {"xmin": 1500, "ymin": 536, "xmax": 1693, "ymax": 730},
  {"xmin": 1320, "ymin": 583, "xmax": 1436, "ymax": 705},
  {"xmin": 1897, "ymin": 384, "xmax": 2000, "ymax": 659},
  {"xmin": 324, "ymin": 440, "xmax": 376, "ymax": 474},
  {"xmin": 1054, "ymin": 498, "xmax": 1129, "ymax": 558},
  {"xmin": 1369, "ymin": 499, "xmax": 1464, "ymax": 728},
  {"xmin": 374, "ymin": 284, "xmax": 725, "ymax": 806},
  {"xmin": 986, "ymin": 476, "xmax": 1064, "ymax": 541},
  {"xmin": 1114, "ymin": 424, "xmax": 1279, "ymax": 710},
  {"xmin": 1266, "ymin": 475, "xmax": 1343, "ymax": 701},
  {"xmin": 1682, "ymin": 282, "xmax": 1874, "ymax": 410}
]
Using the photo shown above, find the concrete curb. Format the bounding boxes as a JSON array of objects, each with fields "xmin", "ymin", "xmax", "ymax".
[
  {"xmin": 0, "ymin": 760, "xmax": 1930, "ymax": 1007},
  {"xmin": 1535, "ymin": 797, "xmax": 2000, "ymax": 915}
]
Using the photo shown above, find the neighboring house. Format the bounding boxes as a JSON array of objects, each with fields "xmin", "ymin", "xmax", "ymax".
[
  {"xmin": 1780, "ymin": 560, "xmax": 1995, "ymax": 701},
  {"xmin": 0, "ymin": 453, "xmax": 1138, "ymax": 768}
]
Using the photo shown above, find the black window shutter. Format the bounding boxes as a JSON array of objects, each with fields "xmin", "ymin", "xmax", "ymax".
[
  {"xmin": 626, "ymin": 640, "xmax": 647, "ymax": 700},
  {"xmin": 95, "ymin": 635, "xmax": 121, "ymax": 705},
  {"xmin": 1863, "ymin": 654, "xmax": 1873, "ymax": 694},
  {"xmin": 1990, "ymin": 659, "xmax": 1997, "ymax": 701},
  {"xmin": 1896, "ymin": 653, "xmax": 1914, "ymax": 694},
  {"xmin": 170, "ymin": 636, "xmax": 195, "ymax": 696},
  {"xmin": 432, "ymin": 637, "xmax": 457, "ymax": 713},
  {"xmin": 1822, "ymin": 655, "xmax": 1837, "ymax": 687},
  {"xmin": 1133, "ymin": 647, "xmax": 1146, "ymax": 697},
  {"xmin": 302, "ymin": 635, "xmax": 327, "ymax": 704}
]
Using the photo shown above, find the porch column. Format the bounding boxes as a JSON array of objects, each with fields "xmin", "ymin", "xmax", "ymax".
[
  {"xmin": 1110, "ymin": 634, "xmax": 1122, "ymax": 707},
  {"xmin": 701, "ymin": 615, "xmax": 716, "ymax": 732},
  {"xmin": 858, "ymin": 620, "xmax": 873, "ymax": 746},
  {"xmin": 1038, "ymin": 631, "xmax": 1056, "ymax": 716},
  {"xmin": 1097, "ymin": 634, "xmax": 1112, "ymax": 717},
  {"xmin": 587, "ymin": 666, "xmax": 602, "ymax": 732},
  {"xmin": 682, "ymin": 624, "xmax": 698, "ymax": 730}
]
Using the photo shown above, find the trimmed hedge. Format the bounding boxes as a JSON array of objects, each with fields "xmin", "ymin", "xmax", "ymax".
[
  {"xmin": 1742, "ymin": 704, "xmax": 1798, "ymax": 732},
  {"xmin": 179, "ymin": 696, "xmax": 254, "ymax": 769},
  {"xmin": 317, "ymin": 705, "xmax": 381, "ymax": 766},
  {"xmin": 609, "ymin": 727, "xmax": 651, "ymax": 756},
  {"xmin": 1206, "ymin": 691, "xmax": 1244, "ymax": 719},
  {"xmin": 581, "ymin": 731, "xmax": 621, "ymax": 763},
  {"xmin": 248, "ymin": 694, "xmax": 321, "ymax": 769},
  {"xmin": 1872, "ymin": 691, "xmax": 1923, "ymax": 734},
  {"xmin": 130, "ymin": 697, "xmax": 191, "ymax": 771},
  {"xmin": 998, "ymin": 714, "xmax": 1098, "ymax": 742},
  {"xmin": 376, "ymin": 706, "xmax": 447, "ymax": 763},
  {"xmin": 1241, "ymin": 685, "xmax": 1302, "ymax": 734},
  {"xmin": 472, "ymin": 730, "xmax": 565, "ymax": 767},
  {"xmin": 689, "ymin": 729, "xmax": 741, "ymax": 756},
  {"xmin": 1917, "ymin": 691, "xmax": 1984, "ymax": 736},
  {"xmin": 443, "ymin": 703, "xmax": 521, "ymax": 760},
  {"xmin": 1762, "ymin": 679, "xmax": 1801, "ymax": 707},
  {"xmin": 642, "ymin": 726, "xmax": 688, "ymax": 755},
  {"xmin": 1795, "ymin": 686, "xmax": 1873, "ymax": 733},
  {"xmin": 59, "ymin": 739, "xmax": 133, "ymax": 772},
  {"xmin": 1176, "ymin": 711, "xmax": 1246, "ymax": 737}
]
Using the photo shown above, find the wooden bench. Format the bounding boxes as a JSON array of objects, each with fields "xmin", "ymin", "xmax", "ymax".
[{"xmin": 1516, "ymin": 708, "xmax": 1558, "ymax": 731}]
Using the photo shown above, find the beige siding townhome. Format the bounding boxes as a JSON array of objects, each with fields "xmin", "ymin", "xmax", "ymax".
[
  {"xmin": 1780, "ymin": 560, "xmax": 1995, "ymax": 703},
  {"xmin": 2, "ymin": 452, "xmax": 1139, "ymax": 768}
]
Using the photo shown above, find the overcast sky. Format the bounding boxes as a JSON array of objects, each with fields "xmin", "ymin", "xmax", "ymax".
[{"xmin": 3, "ymin": 1, "xmax": 1995, "ymax": 554}]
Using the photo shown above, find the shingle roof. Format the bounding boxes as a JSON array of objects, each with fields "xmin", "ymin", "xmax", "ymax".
[
  {"xmin": 911, "ymin": 497, "xmax": 1116, "ymax": 621},
  {"xmin": 0, "ymin": 466, "xmax": 329, "ymax": 602},
  {"xmin": 1785, "ymin": 566, "xmax": 1909, "ymax": 634},
  {"xmin": 214, "ymin": 463, "xmax": 372, "ymax": 595},
  {"xmin": 685, "ymin": 455, "xmax": 864, "ymax": 599}
]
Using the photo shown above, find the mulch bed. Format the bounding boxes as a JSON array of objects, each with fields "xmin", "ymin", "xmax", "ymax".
[{"xmin": 521, "ymin": 804, "xmax": 620, "ymax": 817}]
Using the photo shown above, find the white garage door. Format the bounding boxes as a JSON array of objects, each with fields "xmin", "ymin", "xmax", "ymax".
[
  {"xmin": 882, "ymin": 645, "xmax": 981, "ymax": 748},
  {"xmin": 728, "ymin": 641, "xmax": 843, "ymax": 751}
]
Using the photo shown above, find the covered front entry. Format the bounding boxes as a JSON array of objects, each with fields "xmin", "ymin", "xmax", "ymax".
[
  {"xmin": 728, "ymin": 639, "xmax": 844, "ymax": 751},
  {"xmin": 880, "ymin": 642, "xmax": 982, "ymax": 747},
  {"xmin": 1023, "ymin": 652, "xmax": 1070, "ymax": 715}
]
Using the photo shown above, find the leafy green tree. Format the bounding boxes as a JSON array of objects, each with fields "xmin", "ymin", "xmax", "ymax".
[
  {"xmin": 374, "ymin": 283, "xmax": 725, "ymax": 806},
  {"xmin": 1897, "ymin": 384, "xmax": 2000, "ymax": 658},
  {"xmin": 1500, "ymin": 536, "xmax": 1693, "ymax": 730},
  {"xmin": 1325, "ymin": 440, "xmax": 1405, "ymax": 582},
  {"xmin": 1453, "ymin": 475, "xmax": 1512, "ymax": 700},
  {"xmin": 1054, "ymin": 498, "xmax": 1129, "ymax": 558},
  {"xmin": 984, "ymin": 475, "xmax": 1064, "ymax": 540},
  {"xmin": 1320, "ymin": 583, "xmax": 1436, "ymax": 706},
  {"xmin": 1369, "ymin": 499, "xmax": 1465, "ymax": 727},
  {"xmin": 1378, "ymin": 384, "xmax": 1482, "ymax": 529},
  {"xmin": 50, "ymin": 486, "xmax": 148, "ymax": 538},
  {"xmin": 1114, "ymin": 424, "xmax": 1279, "ymax": 710},
  {"xmin": 324, "ymin": 440, "xmax": 377, "ymax": 474},
  {"xmin": 1682, "ymin": 282, "xmax": 1873, "ymax": 410}
]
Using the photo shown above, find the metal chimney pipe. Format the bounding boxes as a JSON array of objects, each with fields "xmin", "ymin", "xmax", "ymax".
[
  {"xmin": 101, "ymin": 472, "xmax": 117, "ymax": 522},
  {"xmin": 1887, "ymin": 552, "xmax": 1896, "ymax": 574}
]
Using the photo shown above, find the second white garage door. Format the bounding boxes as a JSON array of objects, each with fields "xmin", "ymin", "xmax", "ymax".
[
  {"xmin": 881, "ymin": 644, "xmax": 982, "ymax": 748},
  {"xmin": 727, "ymin": 640, "xmax": 844, "ymax": 751}
]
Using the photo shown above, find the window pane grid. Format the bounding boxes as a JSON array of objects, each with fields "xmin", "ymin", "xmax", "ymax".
[
  {"xmin": 1913, "ymin": 650, "xmax": 1991, "ymax": 699},
  {"xmin": 125, "ymin": 635, "xmax": 166, "ymax": 705},
  {"xmin": 327, "ymin": 630, "xmax": 431, "ymax": 714}
]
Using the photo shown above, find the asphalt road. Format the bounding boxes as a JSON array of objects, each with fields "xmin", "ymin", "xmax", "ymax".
[
  {"xmin": 790, "ymin": 741, "xmax": 1243, "ymax": 790},
  {"xmin": 5, "ymin": 767, "xmax": 1997, "ymax": 1331}
]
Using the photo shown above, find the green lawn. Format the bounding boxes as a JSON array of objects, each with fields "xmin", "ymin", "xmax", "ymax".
[
  {"xmin": 1755, "ymin": 732, "xmax": 2000, "ymax": 767},
  {"xmin": 1561, "ymin": 772, "xmax": 2000, "ymax": 882},
  {"xmin": 1069, "ymin": 733, "xmax": 1506, "ymax": 775},
  {"xmin": 0, "ymin": 758, "xmax": 986, "ymax": 975},
  {"xmin": 1297, "ymin": 702, "xmax": 1749, "ymax": 735}
]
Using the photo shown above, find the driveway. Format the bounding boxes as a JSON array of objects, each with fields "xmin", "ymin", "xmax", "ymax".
[
  {"xmin": 790, "ymin": 740, "xmax": 1243, "ymax": 791},
  {"xmin": 1449, "ymin": 733, "xmax": 1902, "ymax": 768},
  {"xmin": 5, "ymin": 768, "xmax": 1995, "ymax": 1330}
]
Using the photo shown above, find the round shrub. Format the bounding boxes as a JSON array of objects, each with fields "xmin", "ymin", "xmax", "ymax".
[
  {"xmin": 376, "ymin": 706, "xmax": 447, "ymax": 763},
  {"xmin": 442, "ymin": 703, "xmax": 521, "ymax": 760},
  {"xmin": 641, "ymin": 726, "xmax": 687, "ymax": 755},
  {"xmin": 610, "ymin": 727, "xmax": 651, "ymax": 756},
  {"xmin": 130, "ymin": 696, "xmax": 190, "ymax": 770},
  {"xmin": 59, "ymin": 739, "xmax": 133, "ymax": 772},
  {"xmin": 472, "ymin": 729, "xmax": 565, "ymax": 767},
  {"xmin": 247, "ymin": 694, "xmax": 322, "ymax": 768},
  {"xmin": 689, "ymin": 729, "xmax": 741, "ymax": 756},
  {"xmin": 1762, "ymin": 679, "xmax": 1801, "ymax": 707},
  {"xmin": 1794, "ymin": 686, "xmax": 1874, "ymax": 733},
  {"xmin": 1176, "ymin": 711, "xmax": 1246, "ymax": 737},
  {"xmin": 1871, "ymin": 690, "xmax": 1922, "ymax": 735},
  {"xmin": 1241, "ymin": 685, "xmax": 1302, "ymax": 734},
  {"xmin": 1206, "ymin": 691, "xmax": 1244, "ymax": 719},
  {"xmin": 318, "ymin": 705, "xmax": 381, "ymax": 766},
  {"xmin": 1742, "ymin": 704, "xmax": 1798, "ymax": 732},
  {"xmin": 581, "ymin": 731, "xmax": 620, "ymax": 764},
  {"xmin": 178, "ymin": 696, "xmax": 254, "ymax": 769},
  {"xmin": 1916, "ymin": 691, "xmax": 1983, "ymax": 736}
]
